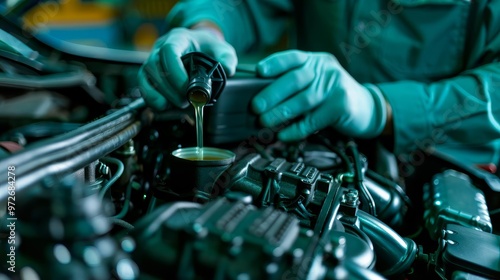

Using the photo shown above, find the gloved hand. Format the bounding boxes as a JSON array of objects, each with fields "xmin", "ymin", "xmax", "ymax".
[
  {"xmin": 138, "ymin": 27, "xmax": 238, "ymax": 110},
  {"xmin": 252, "ymin": 50, "xmax": 388, "ymax": 141}
]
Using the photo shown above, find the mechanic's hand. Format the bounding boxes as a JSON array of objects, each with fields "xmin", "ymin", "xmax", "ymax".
[
  {"xmin": 252, "ymin": 50, "xmax": 387, "ymax": 141},
  {"xmin": 138, "ymin": 27, "xmax": 237, "ymax": 110}
]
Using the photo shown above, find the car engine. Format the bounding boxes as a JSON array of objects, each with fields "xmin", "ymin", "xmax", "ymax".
[{"xmin": 0, "ymin": 12, "xmax": 500, "ymax": 280}]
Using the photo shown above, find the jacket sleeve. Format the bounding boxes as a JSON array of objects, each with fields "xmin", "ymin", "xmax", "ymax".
[
  {"xmin": 375, "ymin": 1, "xmax": 500, "ymax": 163},
  {"xmin": 165, "ymin": 0, "xmax": 293, "ymax": 53}
]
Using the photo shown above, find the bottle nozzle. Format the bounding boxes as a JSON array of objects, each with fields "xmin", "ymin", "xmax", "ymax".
[{"xmin": 182, "ymin": 52, "xmax": 226, "ymax": 106}]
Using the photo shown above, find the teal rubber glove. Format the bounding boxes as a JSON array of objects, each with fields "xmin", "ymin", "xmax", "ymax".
[
  {"xmin": 138, "ymin": 27, "xmax": 237, "ymax": 110},
  {"xmin": 252, "ymin": 50, "xmax": 388, "ymax": 141}
]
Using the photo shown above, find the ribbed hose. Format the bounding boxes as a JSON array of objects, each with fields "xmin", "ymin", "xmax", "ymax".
[
  {"xmin": 357, "ymin": 210, "xmax": 417, "ymax": 277},
  {"xmin": 0, "ymin": 99, "xmax": 146, "ymax": 202},
  {"xmin": 0, "ymin": 122, "xmax": 142, "ymax": 202},
  {"xmin": 2, "ymin": 98, "xmax": 143, "ymax": 165}
]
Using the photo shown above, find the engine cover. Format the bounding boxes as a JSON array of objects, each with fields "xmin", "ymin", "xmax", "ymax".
[
  {"xmin": 423, "ymin": 170, "xmax": 492, "ymax": 239},
  {"xmin": 129, "ymin": 196, "xmax": 379, "ymax": 280}
]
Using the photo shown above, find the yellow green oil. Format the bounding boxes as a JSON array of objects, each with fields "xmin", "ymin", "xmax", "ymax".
[{"xmin": 189, "ymin": 90, "xmax": 209, "ymax": 159}]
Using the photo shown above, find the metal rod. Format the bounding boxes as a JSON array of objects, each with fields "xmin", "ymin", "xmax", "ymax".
[{"xmin": 0, "ymin": 98, "xmax": 146, "ymax": 202}]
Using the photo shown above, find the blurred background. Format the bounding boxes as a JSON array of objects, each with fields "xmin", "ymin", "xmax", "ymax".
[
  {"xmin": 0, "ymin": 0, "xmax": 181, "ymax": 128},
  {"xmin": 1, "ymin": 0, "xmax": 176, "ymax": 51}
]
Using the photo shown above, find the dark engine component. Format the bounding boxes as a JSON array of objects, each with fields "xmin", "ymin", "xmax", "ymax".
[
  {"xmin": 423, "ymin": 170, "xmax": 492, "ymax": 240},
  {"xmin": 362, "ymin": 170, "xmax": 407, "ymax": 229},
  {"xmin": 1, "ymin": 19, "xmax": 499, "ymax": 279},
  {"xmin": 1, "ymin": 176, "xmax": 138, "ymax": 279},
  {"xmin": 0, "ymin": 98, "xmax": 147, "ymax": 201},
  {"xmin": 356, "ymin": 210, "xmax": 417, "ymax": 277},
  {"xmin": 129, "ymin": 197, "xmax": 381, "ymax": 280},
  {"xmin": 182, "ymin": 52, "xmax": 226, "ymax": 106},
  {"xmin": 436, "ymin": 224, "xmax": 500, "ymax": 279},
  {"xmin": 219, "ymin": 153, "xmax": 334, "ymax": 228},
  {"xmin": 204, "ymin": 72, "xmax": 273, "ymax": 145},
  {"xmin": 156, "ymin": 147, "xmax": 236, "ymax": 203}
]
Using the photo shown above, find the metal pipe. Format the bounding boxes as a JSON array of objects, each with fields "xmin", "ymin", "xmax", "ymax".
[
  {"xmin": 4, "ymin": 116, "xmax": 134, "ymax": 179},
  {"xmin": 0, "ymin": 99, "xmax": 146, "ymax": 202},
  {"xmin": 1, "ymin": 98, "xmax": 144, "ymax": 166},
  {"xmin": 357, "ymin": 210, "xmax": 417, "ymax": 277},
  {"xmin": 0, "ymin": 121, "xmax": 142, "ymax": 202}
]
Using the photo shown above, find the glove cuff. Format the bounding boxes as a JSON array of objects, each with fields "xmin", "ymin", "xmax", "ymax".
[{"xmin": 362, "ymin": 83, "xmax": 388, "ymax": 138}]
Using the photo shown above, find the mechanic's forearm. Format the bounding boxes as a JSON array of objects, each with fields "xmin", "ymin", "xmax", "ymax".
[
  {"xmin": 165, "ymin": 0, "xmax": 254, "ymax": 52},
  {"xmin": 166, "ymin": 0, "xmax": 292, "ymax": 53},
  {"xmin": 377, "ymin": 64, "xmax": 500, "ymax": 158}
]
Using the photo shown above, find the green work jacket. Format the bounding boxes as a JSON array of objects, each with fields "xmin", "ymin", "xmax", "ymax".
[{"xmin": 167, "ymin": 0, "xmax": 500, "ymax": 167}]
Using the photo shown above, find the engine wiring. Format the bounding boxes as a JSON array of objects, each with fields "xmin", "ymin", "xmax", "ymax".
[
  {"xmin": 98, "ymin": 156, "xmax": 125, "ymax": 201},
  {"xmin": 303, "ymin": 134, "xmax": 378, "ymax": 216},
  {"xmin": 346, "ymin": 140, "xmax": 377, "ymax": 217},
  {"xmin": 112, "ymin": 175, "xmax": 136, "ymax": 220},
  {"xmin": 96, "ymin": 157, "xmax": 136, "ymax": 222}
]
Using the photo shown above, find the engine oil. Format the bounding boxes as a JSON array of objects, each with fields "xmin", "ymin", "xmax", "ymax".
[{"xmin": 189, "ymin": 89, "xmax": 209, "ymax": 159}]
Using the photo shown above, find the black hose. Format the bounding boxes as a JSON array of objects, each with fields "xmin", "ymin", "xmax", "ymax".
[
  {"xmin": 341, "ymin": 222, "xmax": 374, "ymax": 251},
  {"xmin": 346, "ymin": 141, "xmax": 376, "ymax": 216},
  {"xmin": 357, "ymin": 210, "xmax": 417, "ymax": 277},
  {"xmin": 108, "ymin": 217, "xmax": 135, "ymax": 230},
  {"xmin": 1, "ymin": 98, "xmax": 144, "ymax": 167},
  {"xmin": 0, "ymin": 98, "xmax": 143, "ymax": 176},
  {"xmin": 313, "ymin": 134, "xmax": 352, "ymax": 173},
  {"xmin": 0, "ymin": 99, "xmax": 145, "ymax": 196},
  {"xmin": 341, "ymin": 262, "xmax": 386, "ymax": 280},
  {"xmin": 5, "ymin": 117, "xmax": 134, "ymax": 181},
  {"xmin": 365, "ymin": 168, "xmax": 413, "ymax": 208},
  {"xmin": 0, "ymin": 121, "xmax": 143, "ymax": 202},
  {"xmin": 1, "ymin": 122, "xmax": 82, "ymax": 140}
]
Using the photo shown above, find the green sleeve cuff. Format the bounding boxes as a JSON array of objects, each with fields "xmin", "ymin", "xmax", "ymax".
[
  {"xmin": 166, "ymin": 3, "xmax": 222, "ymax": 29},
  {"xmin": 166, "ymin": 1, "xmax": 254, "ymax": 52},
  {"xmin": 377, "ymin": 81, "xmax": 432, "ymax": 155}
]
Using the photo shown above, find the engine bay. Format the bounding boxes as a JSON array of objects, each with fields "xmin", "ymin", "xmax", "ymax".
[{"xmin": 1, "ymin": 13, "xmax": 500, "ymax": 280}]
